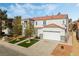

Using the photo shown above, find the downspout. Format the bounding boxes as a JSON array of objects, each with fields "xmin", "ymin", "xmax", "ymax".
[
  {"xmin": 66, "ymin": 16, "xmax": 69, "ymax": 42},
  {"xmin": 64, "ymin": 15, "xmax": 69, "ymax": 42}
]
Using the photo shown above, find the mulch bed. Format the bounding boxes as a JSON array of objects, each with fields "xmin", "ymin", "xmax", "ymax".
[{"xmin": 51, "ymin": 44, "xmax": 72, "ymax": 56}]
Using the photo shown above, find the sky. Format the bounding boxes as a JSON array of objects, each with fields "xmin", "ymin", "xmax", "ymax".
[{"xmin": 0, "ymin": 3, "xmax": 79, "ymax": 21}]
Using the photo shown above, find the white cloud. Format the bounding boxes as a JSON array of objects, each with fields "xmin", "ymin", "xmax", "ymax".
[
  {"xmin": 22, "ymin": 3, "xmax": 57, "ymax": 11},
  {"xmin": 44, "ymin": 4, "xmax": 57, "ymax": 11},
  {"xmin": 0, "ymin": 7, "xmax": 7, "ymax": 10},
  {"xmin": 7, "ymin": 4, "xmax": 28, "ymax": 18},
  {"xmin": 0, "ymin": 3, "xmax": 57, "ymax": 19}
]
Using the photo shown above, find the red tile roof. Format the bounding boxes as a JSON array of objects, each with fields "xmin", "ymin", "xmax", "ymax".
[
  {"xmin": 32, "ymin": 14, "xmax": 68, "ymax": 20},
  {"xmin": 35, "ymin": 23, "xmax": 65, "ymax": 29}
]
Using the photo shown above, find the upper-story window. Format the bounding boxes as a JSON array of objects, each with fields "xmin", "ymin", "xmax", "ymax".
[
  {"xmin": 31, "ymin": 21, "xmax": 34, "ymax": 25},
  {"xmin": 43, "ymin": 20, "xmax": 46, "ymax": 26}
]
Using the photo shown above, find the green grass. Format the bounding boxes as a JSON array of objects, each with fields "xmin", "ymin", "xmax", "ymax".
[
  {"xmin": 18, "ymin": 39, "xmax": 39, "ymax": 48},
  {"xmin": 9, "ymin": 38, "xmax": 25, "ymax": 44}
]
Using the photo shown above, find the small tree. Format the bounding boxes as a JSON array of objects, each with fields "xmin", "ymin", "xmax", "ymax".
[
  {"xmin": 72, "ymin": 23, "xmax": 77, "ymax": 31},
  {"xmin": 25, "ymin": 19, "xmax": 34, "ymax": 38},
  {"xmin": 26, "ymin": 29, "xmax": 32, "ymax": 37},
  {"xmin": 13, "ymin": 16, "xmax": 22, "ymax": 36}
]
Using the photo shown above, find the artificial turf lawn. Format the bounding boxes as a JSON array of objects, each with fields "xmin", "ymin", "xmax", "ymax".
[
  {"xmin": 9, "ymin": 38, "xmax": 25, "ymax": 44},
  {"xmin": 18, "ymin": 39, "xmax": 39, "ymax": 48}
]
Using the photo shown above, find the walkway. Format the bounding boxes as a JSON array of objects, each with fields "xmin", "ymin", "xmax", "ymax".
[
  {"xmin": 15, "ymin": 38, "xmax": 29, "ymax": 45},
  {"xmin": 15, "ymin": 37, "xmax": 34, "ymax": 45}
]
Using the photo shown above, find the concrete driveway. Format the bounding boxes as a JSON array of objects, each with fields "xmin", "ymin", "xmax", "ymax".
[
  {"xmin": 27, "ymin": 39, "xmax": 60, "ymax": 56},
  {"xmin": 0, "ymin": 39, "xmax": 60, "ymax": 56}
]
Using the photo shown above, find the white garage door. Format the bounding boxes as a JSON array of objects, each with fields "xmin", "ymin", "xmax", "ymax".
[{"xmin": 43, "ymin": 31, "xmax": 60, "ymax": 41}]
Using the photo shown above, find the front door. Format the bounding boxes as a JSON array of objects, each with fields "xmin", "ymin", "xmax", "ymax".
[{"xmin": 39, "ymin": 34, "xmax": 43, "ymax": 39}]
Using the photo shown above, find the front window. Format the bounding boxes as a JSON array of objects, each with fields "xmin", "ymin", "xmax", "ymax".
[
  {"xmin": 61, "ymin": 36, "xmax": 66, "ymax": 42},
  {"xmin": 63, "ymin": 20, "xmax": 64, "ymax": 24},
  {"xmin": 43, "ymin": 20, "xmax": 46, "ymax": 26}
]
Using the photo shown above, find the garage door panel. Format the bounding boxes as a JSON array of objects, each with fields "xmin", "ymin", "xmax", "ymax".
[{"xmin": 43, "ymin": 32, "xmax": 60, "ymax": 41}]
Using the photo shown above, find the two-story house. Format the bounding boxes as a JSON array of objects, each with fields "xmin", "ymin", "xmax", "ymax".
[{"xmin": 32, "ymin": 14, "xmax": 69, "ymax": 42}]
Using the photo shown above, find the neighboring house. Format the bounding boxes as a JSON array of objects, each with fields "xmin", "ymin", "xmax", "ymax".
[
  {"xmin": 7, "ymin": 18, "xmax": 13, "ymax": 29},
  {"xmin": 21, "ymin": 19, "xmax": 34, "ymax": 37},
  {"xmin": 21, "ymin": 19, "xmax": 27, "ymax": 36},
  {"xmin": 2, "ymin": 18, "xmax": 13, "ymax": 36},
  {"xmin": 2, "ymin": 28, "xmax": 11, "ymax": 35},
  {"xmin": 22, "ymin": 13, "xmax": 70, "ymax": 42}
]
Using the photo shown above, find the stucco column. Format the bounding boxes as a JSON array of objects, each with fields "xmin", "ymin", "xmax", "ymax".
[
  {"xmin": 22, "ymin": 27, "xmax": 25, "ymax": 37},
  {"xmin": 22, "ymin": 21, "xmax": 25, "ymax": 37}
]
